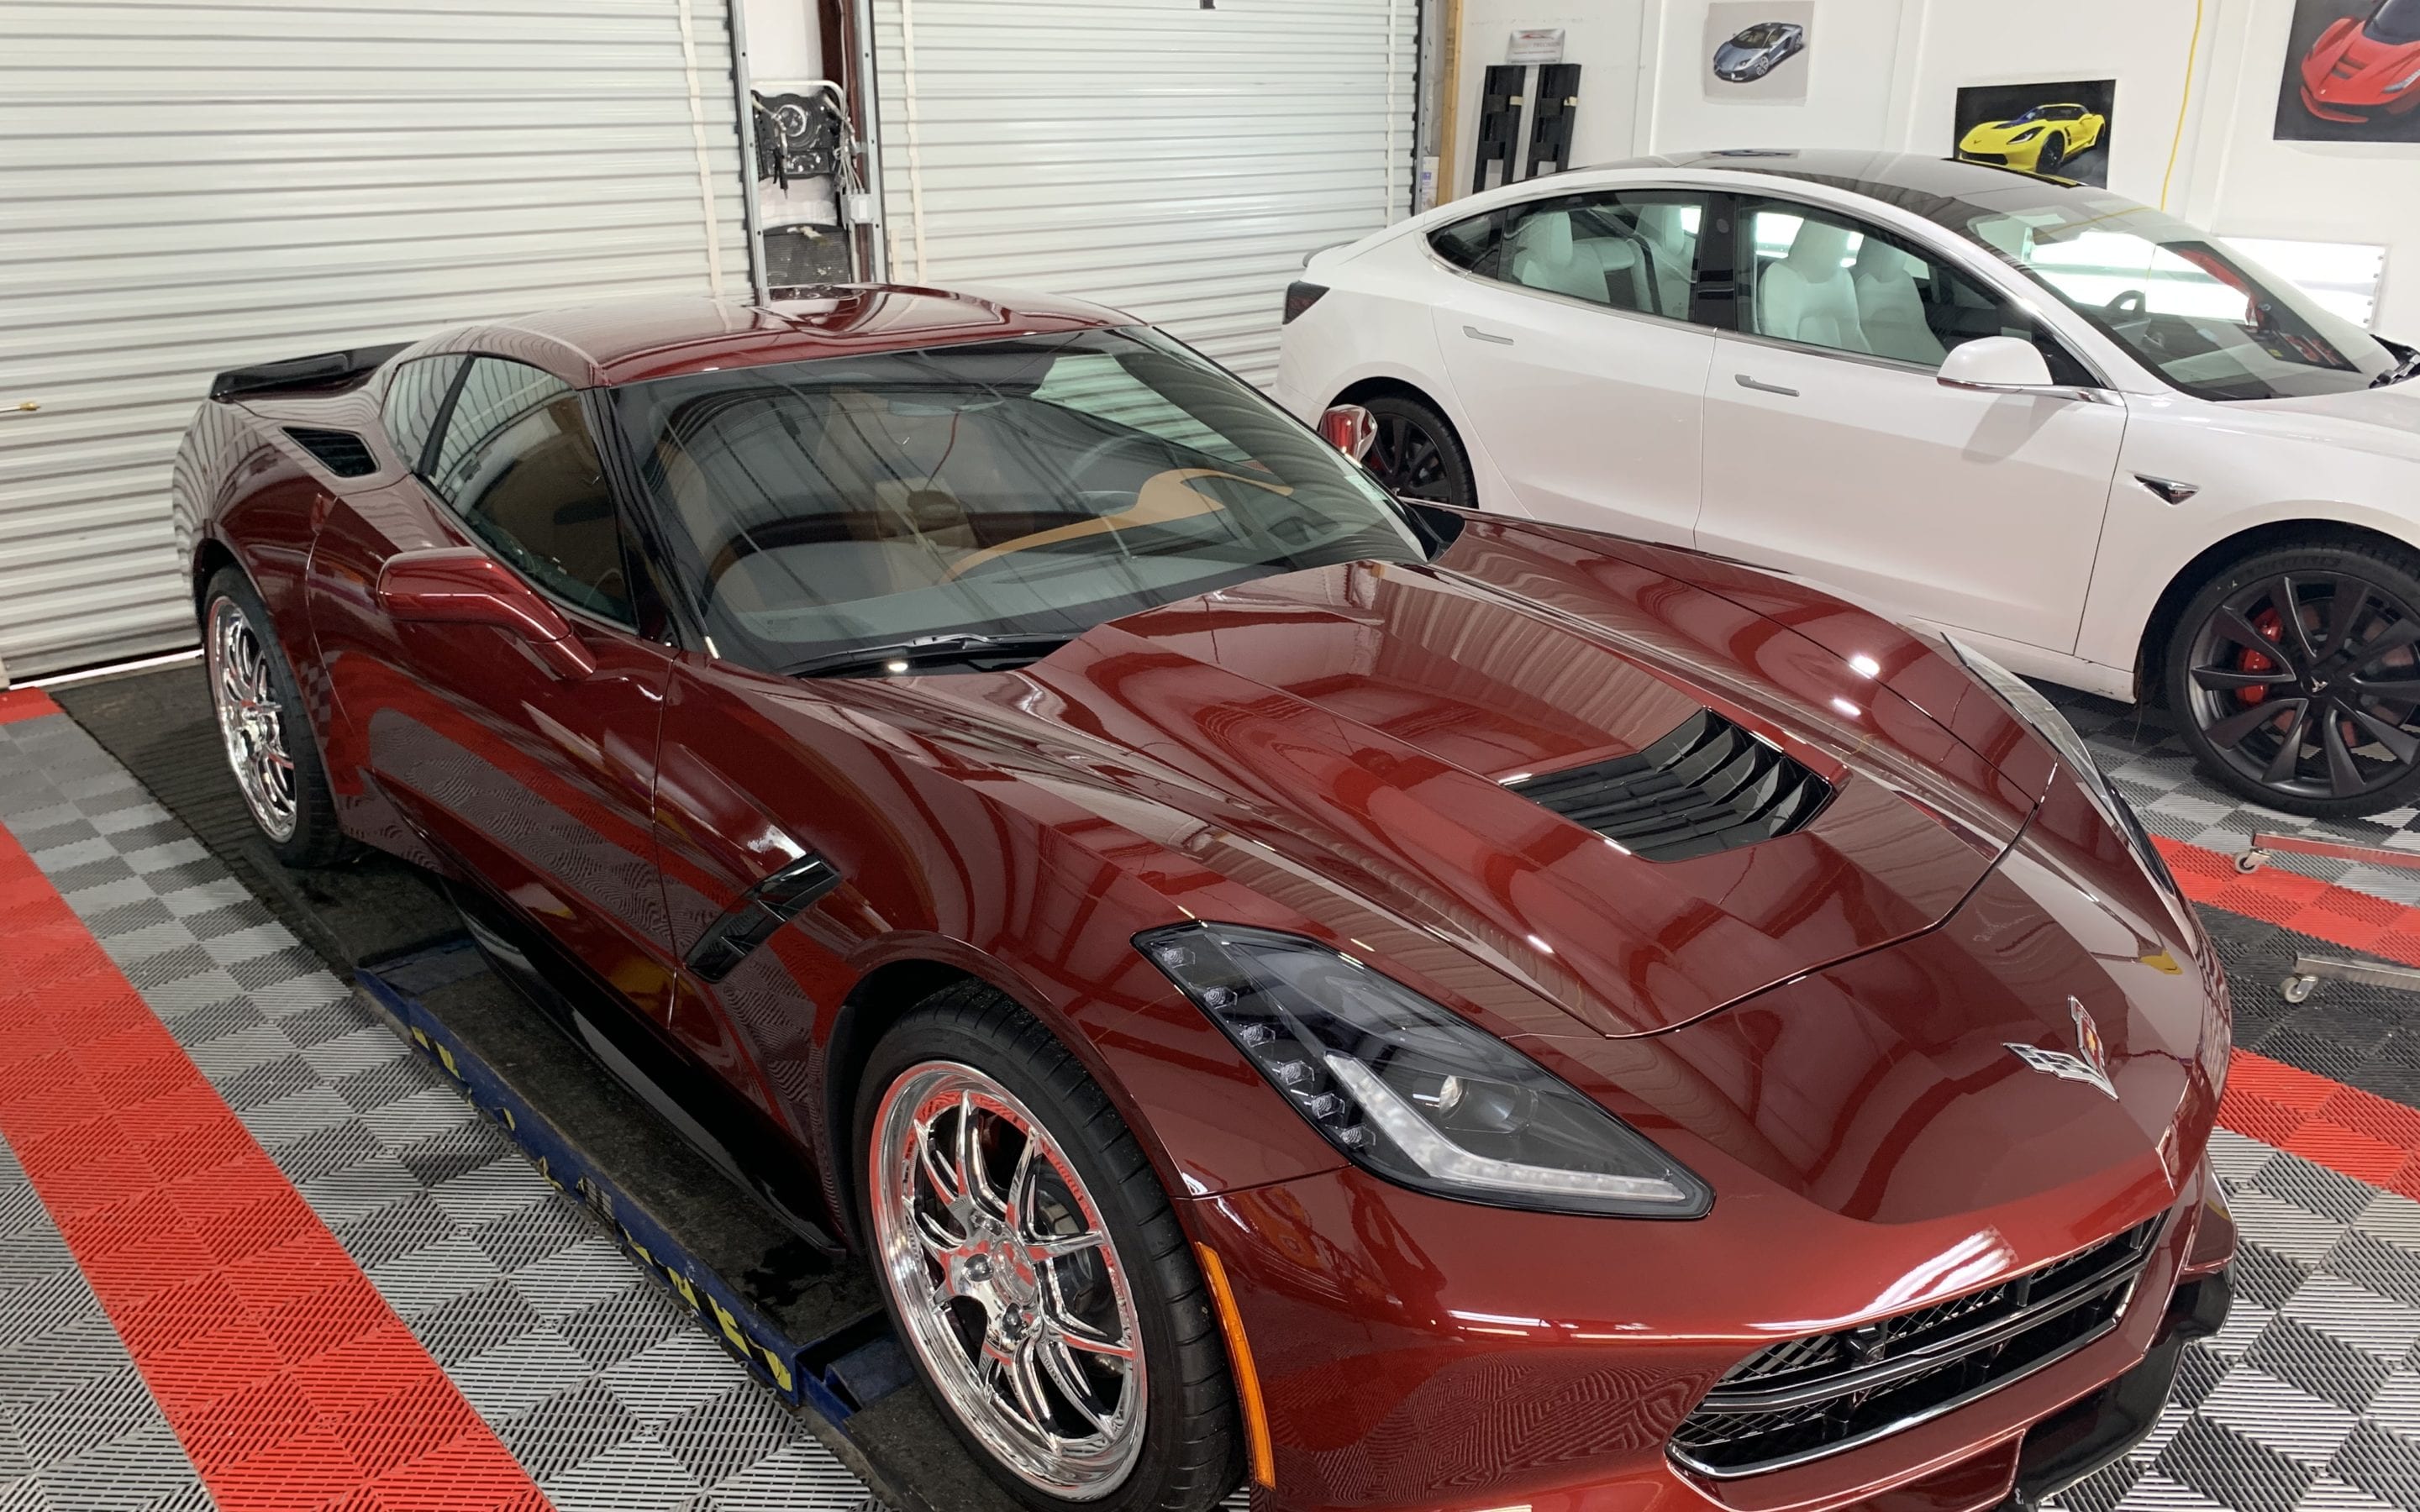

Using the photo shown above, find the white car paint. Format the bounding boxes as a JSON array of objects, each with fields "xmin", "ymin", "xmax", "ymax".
[{"xmin": 1274, "ymin": 157, "xmax": 2420, "ymax": 706}]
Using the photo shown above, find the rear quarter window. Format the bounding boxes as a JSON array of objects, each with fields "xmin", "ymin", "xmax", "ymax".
[
  {"xmin": 1428, "ymin": 213, "xmax": 1500, "ymax": 276},
  {"xmin": 379, "ymin": 355, "xmax": 464, "ymax": 474}
]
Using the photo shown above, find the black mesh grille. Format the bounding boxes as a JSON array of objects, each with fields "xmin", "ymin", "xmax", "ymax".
[
  {"xmin": 1506, "ymin": 710, "xmax": 1831, "ymax": 862},
  {"xmin": 1671, "ymin": 1218, "xmax": 2163, "ymax": 1477},
  {"xmin": 282, "ymin": 426, "xmax": 378, "ymax": 477}
]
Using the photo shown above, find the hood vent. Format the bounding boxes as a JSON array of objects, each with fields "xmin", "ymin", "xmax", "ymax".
[
  {"xmin": 283, "ymin": 426, "xmax": 378, "ymax": 477},
  {"xmin": 1506, "ymin": 709, "xmax": 1830, "ymax": 862}
]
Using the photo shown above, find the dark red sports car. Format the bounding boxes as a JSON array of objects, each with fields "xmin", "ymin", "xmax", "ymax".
[
  {"xmin": 2300, "ymin": 0, "xmax": 2420, "ymax": 123},
  {"xmin": 175, "ymin": 288, "xmax": 2233, "ymax": 1512}
]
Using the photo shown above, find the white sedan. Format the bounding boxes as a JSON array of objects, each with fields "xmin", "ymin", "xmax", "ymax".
[{"xmin": 1275, "ymin": 150, "xmax": 2420, "ymax": 819}]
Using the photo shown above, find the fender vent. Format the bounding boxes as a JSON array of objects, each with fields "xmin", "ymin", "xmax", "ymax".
[
  {"xmin": 283, "ymin": 426, "xmax": 378, "ymax": 477},
  {"xmin": 1506, "ymin": 709, "xmax": 1830, "ymax": 862}
]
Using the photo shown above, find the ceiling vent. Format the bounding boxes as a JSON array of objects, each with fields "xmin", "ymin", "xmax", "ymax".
[{"xmin": 1505, "ymin": 709, "xmax": 1830, "ymax": 862}]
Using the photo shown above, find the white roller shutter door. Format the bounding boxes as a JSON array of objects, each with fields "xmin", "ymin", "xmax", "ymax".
[
  {"xmin": 0, "ymin": 0, "xmax": 753, "ymax": 679},
  {"xmin": 869, "ymin": 0, "xmax": 1417, "ymax": 386}
]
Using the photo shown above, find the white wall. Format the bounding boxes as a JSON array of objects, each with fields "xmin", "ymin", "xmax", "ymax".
[
  {"xmin": 1446, "ymin": 0, "xmax": 2420, "ymax": 333},
  {"xmin": 1447, "ymin": 0, "xmax": 1648, "ymax": 197}
]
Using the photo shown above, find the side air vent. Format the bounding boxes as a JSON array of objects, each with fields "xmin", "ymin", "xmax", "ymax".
[
  {"xmin": 282, "ymin": 426, "xmax": 379, "ymax": 478},
  {"xmin": 1506, "ymin": 709, "xmax": 1830, "ymax": 862}
]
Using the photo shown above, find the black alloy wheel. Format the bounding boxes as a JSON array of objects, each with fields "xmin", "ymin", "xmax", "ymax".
[
  {"xmin": 2167, "ymin": 547, "xmax": 2420, "ymax": 818},
  {"xmin": 2037, "ymin": 134, "xmax": 2067, "ymax": 173},
  {"xmin": 1356, "ymin": 393, "xmax": 1477, "ymax": 512}
]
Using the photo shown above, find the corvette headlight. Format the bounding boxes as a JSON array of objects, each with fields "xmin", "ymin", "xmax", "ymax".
[
  {"xmin": 1944, "ymin": 637, "xmax": 2184, "ymax": 907},
  {"xmin": 1138, "ymin": 923, "xmax": 1711, "ymax": 1218},
  {"xmin": 2011, "ymin": 125, "xmax": 2044, "ymax": 142}
]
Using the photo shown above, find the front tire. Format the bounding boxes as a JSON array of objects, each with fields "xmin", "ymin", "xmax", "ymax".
[
  {"xmin": 1356, "ymin": 391, "xmax": 1477, "ymax": 512},
  {"xmin": 855, "ymin": 984, "xmax": 1240, "ymax": 1511},
  {"xmin": 2164, "ymin": 542, "xmax": 2420, "ymax": 819},
  {"xmin": 2037, "ymin": 134, "xmax": 2068, "ymax": 173},
  {"xmin": 203, "ymin": 567, "xmax": 355, "ymax": 867}
]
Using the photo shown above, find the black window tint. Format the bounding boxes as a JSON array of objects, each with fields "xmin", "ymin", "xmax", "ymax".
[
  {"xmin": 427, "ymin": 358, "xmax": 632, "ymax": 625},
  {"xmin": 1428, "ymin": 214, "xmax": 1499, "ymax": 275},
  {"xmin": 1500, "ymin": 192, "xmax": 1704, "ymax": 320},
  {"xmin": 379, "ymin": 355, "xmax": 463, "ymax": 472}
]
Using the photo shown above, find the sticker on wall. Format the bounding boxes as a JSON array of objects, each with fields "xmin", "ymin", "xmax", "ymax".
[
  {"xmin": 1952, "ymin": 80, "xmax": 2116, "ymax": 186},
  {"xmin": 1703, "ymin": 3, "xmax": 1812, "ymax": 104},
  {"xmin": 2274, "ymin": 0, "xmax": 2420, "ymax": 142}
]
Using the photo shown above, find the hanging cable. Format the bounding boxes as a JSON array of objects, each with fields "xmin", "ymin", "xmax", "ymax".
[{"xmin": 2160, "ymin": 0, "xmax": 2206, "ymax": 211}]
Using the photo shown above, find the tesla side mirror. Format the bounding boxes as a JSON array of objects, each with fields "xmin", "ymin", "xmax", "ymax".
[
  {"xmin": 1320, "ymin": 403, "xmax": 1378, "ymax": 463},
  {"xmin": 1937, "ymin": 336, "xmax": 2057, "ymax": 392},
  {"xmin": 375, "ymin": 546, "xmax": 596, "ymax": 679}
]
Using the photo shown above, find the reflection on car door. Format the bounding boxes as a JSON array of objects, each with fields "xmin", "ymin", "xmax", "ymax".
[
  {"xmin": 1694, "ymin": 198, "xmax": 2128, "ymax": 654},
  {"xmin": 307, "ymin": 356, "xmax": 683, "ymax": 1024},
  {"xmin": 1430, "ymin": 189, "xmax": 1717, "ymax": 546}
]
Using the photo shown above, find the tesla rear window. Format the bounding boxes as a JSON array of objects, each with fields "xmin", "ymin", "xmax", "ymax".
[{"xmin": 611, "ymin": 328, "xmax": 1428, "ymax": 675}]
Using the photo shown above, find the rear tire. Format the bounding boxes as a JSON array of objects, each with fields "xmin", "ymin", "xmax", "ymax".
[
  {"xmin": 1356, "ymin": 391, "xmax": 1478, "ymax": 512},
  {"xmin": 855, "ymin": 983, "xmax": 1241, "ymax": 1512},
  {"xmin": 203, "ymin": 567, "xmax": 355, "ymax": 868}
]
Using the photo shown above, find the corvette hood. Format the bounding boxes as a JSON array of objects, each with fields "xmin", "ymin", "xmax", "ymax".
[{"xmin": 904, "ymin": 518, "xmax": 2050, "ymax": 1039}]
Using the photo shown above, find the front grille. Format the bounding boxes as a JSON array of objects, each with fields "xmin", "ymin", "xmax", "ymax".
[
  {"xmin": 1671, "ymin": 1217, "xmax": 2163, "ymax": 1477},
  {"xmin": 1505, "ymin": 709, "xmax": 1830, "ymax": 862},
  {"xmin": 283, "ymin": 426, "xmax": 378, "ymax": 477},
  {"xmin": 1960, "ymin": 150, "xmax": 2008, "ymax": 165}
]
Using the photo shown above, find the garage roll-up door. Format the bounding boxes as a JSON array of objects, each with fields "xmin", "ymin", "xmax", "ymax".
[
  {"xmin": 868, "ymin": 0, "xmax": 1417, "ymax": 386},
  {"xmin": 0, "ymin": 0, "xmax": 753, "ymax": 680}
]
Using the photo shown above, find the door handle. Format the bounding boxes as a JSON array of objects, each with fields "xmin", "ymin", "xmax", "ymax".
[
  {"xmin": 1734, "ymin": 374, "xmax": 1799, "ymax": 397},
  {"xmin": 1463, "ymin": 325, "xmax": 1516, "ymax": 346}
]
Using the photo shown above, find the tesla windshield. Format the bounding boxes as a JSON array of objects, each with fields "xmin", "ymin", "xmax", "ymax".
[
  {"xmin": 613, "ymin": 328, "xmax": 1428, "ymax": 674},
  {"xmin": 1950, "ymin": 196, "xmax": 2400, "ymax": 401},
  {"xmin": 2370, "ymin": 0, "xmax": 2420, "ymax": 45}
]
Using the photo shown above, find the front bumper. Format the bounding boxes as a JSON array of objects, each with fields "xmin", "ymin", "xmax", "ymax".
[{"xmin": 1186, "ymin": 1160, "xmax": 2232, "ymax": 1512}]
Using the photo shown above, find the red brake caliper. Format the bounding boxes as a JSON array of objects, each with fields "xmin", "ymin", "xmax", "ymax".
[{"xmin": 2234, "ymin": 607, "xmax": 2281, "ymax": 706}]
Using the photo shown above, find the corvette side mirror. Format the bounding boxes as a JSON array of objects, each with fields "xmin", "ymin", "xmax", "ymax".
[
  {"xmin": 376, "ymin": 546, "xmax": 596, "ymax": 679},
  {"xmin": 1319, "ymin": 403, "xmax": 1378, "ymax": 463}
]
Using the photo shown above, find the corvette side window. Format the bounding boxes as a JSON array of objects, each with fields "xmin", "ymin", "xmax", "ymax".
[
  {"xmin": 379, "ymin": 354, "xmax": 463, "ymax": 474},
  {"xmin": 424, "ymin": 357, "xmax": 634, "ymax": 627}
]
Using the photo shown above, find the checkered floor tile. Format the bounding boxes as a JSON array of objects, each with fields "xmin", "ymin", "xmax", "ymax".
[
  {"xmin": 0, "ymin": 712, "xmax": 876, "ymax": 1511},
  {"xmin": 2047, "ymin": 686, "xmax": 2420, "ymax": 909}
]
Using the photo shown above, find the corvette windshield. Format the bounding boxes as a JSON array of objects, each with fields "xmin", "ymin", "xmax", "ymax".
[
  {"xmin": 1951, "ymin": 196, "xmax": 2400, "ymax": 400},
  {"xmin": 613, "ymin": 328, "xmax": 1427, "ymax": 674}
]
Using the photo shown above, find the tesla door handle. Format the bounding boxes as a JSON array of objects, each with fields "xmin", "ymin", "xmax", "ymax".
[
  {"xmin": 1734, "ymin": 374, "xmax": 1799, "ymax": 397},
  {"xmin": 1462, "ymin": 325, "xmax": 1517, "ymax": 345}
]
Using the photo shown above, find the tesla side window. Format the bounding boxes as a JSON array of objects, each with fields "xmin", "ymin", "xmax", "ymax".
[
  {"xmin": 1498, "ymin": 192, "xmax": 1704, "ymax": 321},
  {"xmin": 1741, "ymin": 202, "xmax": 2086, "ymax": 376},
  {"xmin": 424, "ymin": 357, "xmax": 634, "ymax": 627},
  {"xmin": 379, "ymin": 354, "xmax": 463, "ymax": 474},
  {"xmin": 612, "ymin": 326, "xmax": 1428, "ymax": 674},
  {"xmin": 1428, "ymin": 213, "xmax": 1500, "ymax": 276}
]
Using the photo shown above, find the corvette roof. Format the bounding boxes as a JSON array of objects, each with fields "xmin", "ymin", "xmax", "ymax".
[{"xmin": 420, "ymin": 284, "xmax": 1130, "ymax": 389}]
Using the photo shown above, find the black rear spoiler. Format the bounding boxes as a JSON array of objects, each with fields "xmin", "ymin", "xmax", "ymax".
[{"xmin": 209, "ymin": 342, "xmax": 411, "ymax": 402}]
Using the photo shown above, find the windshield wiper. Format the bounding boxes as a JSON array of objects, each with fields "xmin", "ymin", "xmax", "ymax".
[
  {"xmin": 787, "ymin": 632, "xmax": 1077, "ymax": 679},
  {"xmin": 2372, "ymin": 348, "xmax": 2420, "ymax": 388}
]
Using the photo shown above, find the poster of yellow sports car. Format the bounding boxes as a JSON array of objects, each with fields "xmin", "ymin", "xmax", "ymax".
[{"xmin": 1953, "ymin": 80, "xmax": 2116, "ymax": 184}]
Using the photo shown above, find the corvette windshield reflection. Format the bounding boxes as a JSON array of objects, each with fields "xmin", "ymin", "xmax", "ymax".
[{"xmin": 612, "ymin": 327, "xmax": 1429, "ymax": 675}]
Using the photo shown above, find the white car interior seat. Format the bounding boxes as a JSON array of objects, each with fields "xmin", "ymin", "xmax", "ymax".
[
  {"xmin": 1508, "ymin": 210, "xmax": 1657, "ymax": 315},
  {"xmin": 1851, "ymin": 239, "xmax": 1949, "ymax": 366},
  {"xmin": 1757, "ymin": 218, "xmax": 1869, "ymax": 352}
]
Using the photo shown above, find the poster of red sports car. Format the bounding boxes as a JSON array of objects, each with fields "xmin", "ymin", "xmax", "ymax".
[{"xmin": 2276, "ymin": 0, "xmax": 2420, "ymax": 140}]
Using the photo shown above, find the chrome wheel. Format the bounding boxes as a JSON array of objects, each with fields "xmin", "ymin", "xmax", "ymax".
[
  {"xmin": 207, "ymin": 597, "xmax": 298, "ymax": 842},
  {"xmin": 871, "ymin": 1062, "xmax": 1147, "ymax": 1501},
  {"xmin": 2183, "ymin": 571, "xmax": 2420, "ymax": 803}
]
